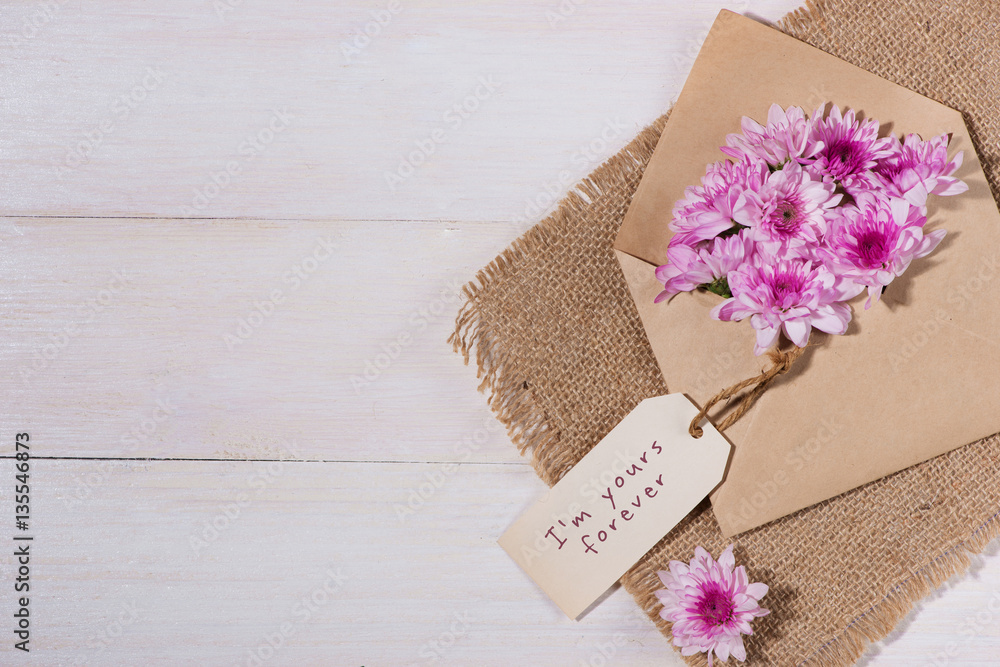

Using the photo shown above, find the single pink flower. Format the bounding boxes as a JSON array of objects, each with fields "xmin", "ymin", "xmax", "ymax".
[
  {"xmin": 722, "ymin": 103, "xmax": 822, "ymax": 167},
  {"xmin": 733, "ymin": 160, "xmax": 841, "ymax": 257},
  {"xmin": 819, "ymin": 195, "xmax": 946, "ymax": 308},
  {"xmin": 655, "ymin": 233, "xmax": 756, "ymax": 302},
  {"xmin": 655, "ymin": 545, "xmax": 769, "ymax": 665},
  {"xmin": 805, "ymin": 105, "xmax": 894, "ymax": 191},
  {"xmin": 670, "ymin": 159, "xmax": 768, "ymax": 246},
  {"xmin": 872, "ymin": 133, "xmax": 968, "ymax": 208},
  {"xmin": 712, "ymin": 258, "xmax": 861, "ymax": 355}
]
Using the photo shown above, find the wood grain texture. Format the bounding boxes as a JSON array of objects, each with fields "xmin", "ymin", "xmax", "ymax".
[
  {"xmin": 3, "ymin": 0, "xmax": 1000, "ymax": 664},
  {"xmin": 0, "ymin": 218, "xmax": 523, "ymax": 463},
  {"xmin": 1, "ymin": 0, "xmax": 764, "ymax": 222},
  {"xmin": 1, "ymin": 460, "xmax": 678, "ymax": 666}
]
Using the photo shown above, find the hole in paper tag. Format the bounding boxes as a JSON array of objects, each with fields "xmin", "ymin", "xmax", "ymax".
[{"xmin": 498, "ymin": 394, "xmax": 732, "ymax": 619}]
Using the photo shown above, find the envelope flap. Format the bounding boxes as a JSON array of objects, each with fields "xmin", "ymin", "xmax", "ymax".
[
  {"xmin": 612, "ymin": 10, "xmax": 1000, "ymax": 536},
  {"xmin": 613, "ymin": 9, "xmax": 963, "ymax": 268}
]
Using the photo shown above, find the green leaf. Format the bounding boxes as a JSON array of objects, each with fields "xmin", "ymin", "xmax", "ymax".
[
  {"xmin": 703, "ymin": 276, "xmax": 732, "ymax": 298},
  {"xmin": 717, "ymin": 223, "xmax": 745, "ymax": 239}
]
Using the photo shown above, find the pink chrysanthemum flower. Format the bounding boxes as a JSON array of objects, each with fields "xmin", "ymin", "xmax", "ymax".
[
  {"xmin": 819, "ymin": 195, "xmax": 946, "ymax": 308},
  {"xmin": 712, "ymin": 258, "xmax": 862, "ymax": 355},
  {"xmin": 655, "ymin": 232, "xmax": 756, "ymax": 303},
  {"xmin": 653, "ymin": 103, "xmax": 964, "ymax": 357},
  {"xmin": 872, "ymin": 133, "xmax": 968, "ymax": 208},
  {"xmin": 670, "ymin": 159, "xmax": 768, "ymax": 246},
  {"xmin": 733, "ymin": 160, "xmax": 841, "ymax": 257},
  {"xmin": 806, "ymin": 105, "xmax": 894, "ymax": 191},
  {"xmin": 655, "ymin": 545, "xmax": 769, "ymax": 665},
  {"xmin": 722, "ymin": 104, "xmax": 822, "ymax": 167}
]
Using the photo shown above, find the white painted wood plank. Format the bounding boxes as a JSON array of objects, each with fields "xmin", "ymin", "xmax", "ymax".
[
  {"xmin": 0, "ymin": 217, "xmax": 525, "ymax": 463},
  {"xmin": 1, "ymin": 458, "xmax": 998, "ymax": 665},
  {"xmin": 0, "ymin": 0, "xmax": 804, "ymax": 221},
  {"xmin": 0, "ymin": 459, "xmax": 682, "ymax": 665}
]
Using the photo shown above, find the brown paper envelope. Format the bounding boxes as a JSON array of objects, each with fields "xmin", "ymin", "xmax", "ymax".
[{"xmin": 614, "ymin": 10, "xmax": 1000, "ymax": 537}]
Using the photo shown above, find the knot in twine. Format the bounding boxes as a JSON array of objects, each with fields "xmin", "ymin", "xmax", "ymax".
[{"xmin": 689, "ymin": 345, "xmax": 805, "ymax": 438}]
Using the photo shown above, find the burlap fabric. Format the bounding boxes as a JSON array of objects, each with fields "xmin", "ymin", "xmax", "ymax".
[{"xmin": 451, "ymin": 1, "xmax": 1000, "ymax": 664}]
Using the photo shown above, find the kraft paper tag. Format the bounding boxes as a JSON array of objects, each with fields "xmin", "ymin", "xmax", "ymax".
[{"xmin": 499, "ymin": 394, "xmax": 732, "ymax": 619}]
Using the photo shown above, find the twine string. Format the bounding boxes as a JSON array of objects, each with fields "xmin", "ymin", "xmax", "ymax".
[{"xmin": 688, "ymin": 345, "xmax": 805, "ymax": 438}]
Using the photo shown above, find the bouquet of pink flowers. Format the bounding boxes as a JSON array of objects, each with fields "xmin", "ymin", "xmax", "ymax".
[{"xmin": 655, "ymin": 104, "xmax": 968, "ymax": 355}]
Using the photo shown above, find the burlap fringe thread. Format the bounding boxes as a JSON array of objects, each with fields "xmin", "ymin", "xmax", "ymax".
[
  {"xmin": 450, "ymin": 1, "xmax": 1000, "ymax": 662},
  {"xmin": 619, "ymin": 506, "xmax": 1000, "ymax": 667},
  {"xmin": 449, "ymin": 116, "xmax": 668, "ymax": 485},
  {"xmin": 805, "ymin": 512, "xmax": 1000, "ymax": 666}
]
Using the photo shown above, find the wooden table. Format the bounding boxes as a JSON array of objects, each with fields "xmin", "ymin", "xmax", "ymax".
[{"xmin": 2, "ymin": 1, "xmax": 998, "ymax": 664}]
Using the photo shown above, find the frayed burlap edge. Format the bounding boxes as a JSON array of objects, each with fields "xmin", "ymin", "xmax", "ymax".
[
  {"xmin": 450, "ymin": 1, "xmax": 1000, "ymax": 663},
  {"xmin": 618, "ymin": 505, "xmax": 1000, "ymax": 667},
  {"xmin": 448, "ymin": 115, "xmax": 667, "ymax": 484},
  {"xmin": 802, "ymin": 510, "xmax": 1000, "ymax": 666}
]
